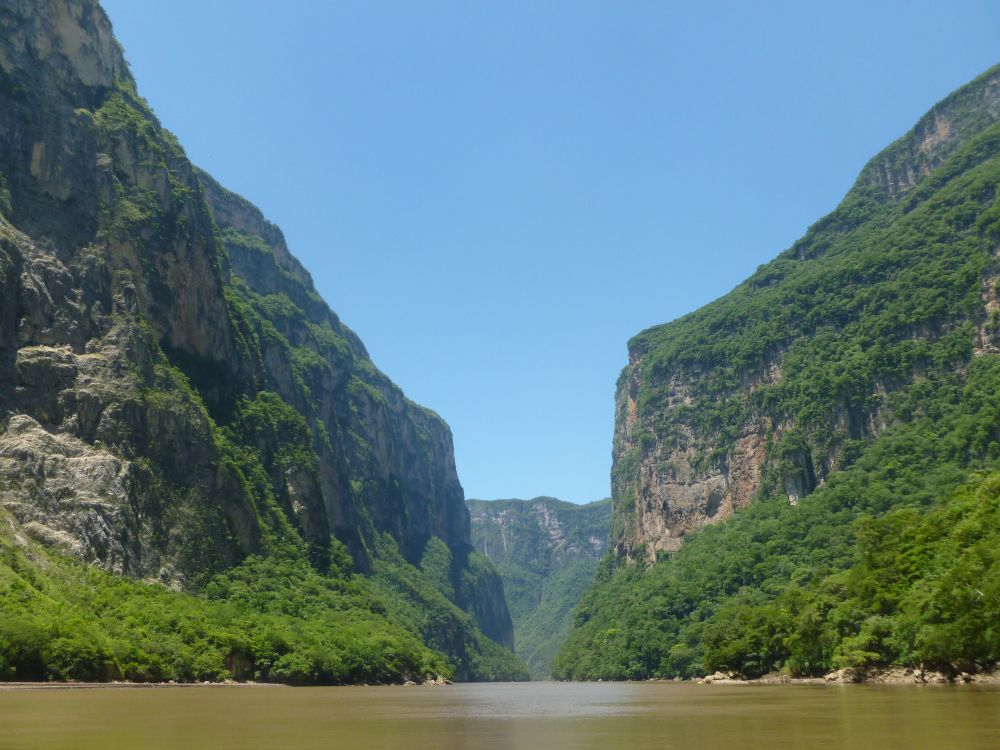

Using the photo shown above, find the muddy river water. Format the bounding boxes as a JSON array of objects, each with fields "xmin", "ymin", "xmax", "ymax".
[{"xmin": 2, "ymin": 680, "xmax": 999, "ymax": 749}]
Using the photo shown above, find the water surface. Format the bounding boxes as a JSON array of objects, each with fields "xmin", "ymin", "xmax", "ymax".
[{"xmin": 2, "ymin": 681, "xmax": 999, "ymax": 749}]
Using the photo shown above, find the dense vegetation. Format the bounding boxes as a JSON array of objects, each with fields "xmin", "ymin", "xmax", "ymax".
[
  {"xmin": 511, "ymin": 559, "xmax": 604, "ymax": 678},
  {"xmin": 558, "ymin": 67, "xmax": 1000, "ymax": 679},
  {"xmin": 0, "ymin": 523, "xmax": 437, "ymax": 683},
  {"xmin": 468, "ymin": 498, "xmax": 610, "ymax": 678},
  {"xmin": 0, "ymin": 517, "xmax": 526, "ymax": 683},
  {"xmin": 556, "ymin": 358, "xmax": 1000, "ymax": 678},
  {"xmin": 0, "ymin": 3, "xmax": 524, "ymax": 685},
  {"xmin": 612, "ymin": 67, "xmax": 1000, "ymax": 549},
  {"xmin": 369, "ymin": 535, "xmax": 527, "ymax": 681}
]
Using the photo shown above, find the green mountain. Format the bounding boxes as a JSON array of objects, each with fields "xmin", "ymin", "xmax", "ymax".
[
  {"xmin": 467, "ymin": 497, "xmax": 610, "ymax": 678},
  {"xmin": 555, "ymin": 64, "xmax": 1000, "ymax": 680},
  {"xmin": 0, "ymin": 0, "xmax": 524, "ymax": 683}
]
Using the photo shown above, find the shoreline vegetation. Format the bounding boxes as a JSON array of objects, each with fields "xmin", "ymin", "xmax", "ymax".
[
  {"xmin": 0, "ymin": 531, "xmax": 526, "ymax": 686},
  {"xmin": 4, "ymin": 666, "xmax": 1000, "ymax": 689},
  {"xmin": 0, "ymin": 676, "xmax": 456, "ymax": 690}
]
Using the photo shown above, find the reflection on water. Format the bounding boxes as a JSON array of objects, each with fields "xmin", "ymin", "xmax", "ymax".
[{"xmin": 1, "ymin": 681, "xmax": 999, "ymax": 750}]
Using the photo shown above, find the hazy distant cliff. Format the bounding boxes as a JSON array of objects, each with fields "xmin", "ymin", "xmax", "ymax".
[
  {"xmin": 468, "ymin": 497, "xmax": 610, "ymax": 677},
  {"xmin": 0, "ymin": 0, "xmax": 518, "ymax": 681}
]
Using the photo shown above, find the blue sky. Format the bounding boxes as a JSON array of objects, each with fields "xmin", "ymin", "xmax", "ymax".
[{"xmin": 101, "ymin": 1, "xmax": 1000, "ymax": 504}]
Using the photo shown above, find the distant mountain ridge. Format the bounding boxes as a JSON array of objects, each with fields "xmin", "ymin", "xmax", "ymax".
[{"xmin": 467, "ymin": 496, "xmax": 610, "ymax": 678}]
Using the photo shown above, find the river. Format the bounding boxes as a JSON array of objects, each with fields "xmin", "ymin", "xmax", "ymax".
[{"xmin": 1, "ymin": 681, "xmax": 999, "ymax": 749}]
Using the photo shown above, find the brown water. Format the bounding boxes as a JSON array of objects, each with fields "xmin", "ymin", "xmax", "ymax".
[{"xmin": 1, "ymin": 681, "xmax": 999, "ymax": 750}]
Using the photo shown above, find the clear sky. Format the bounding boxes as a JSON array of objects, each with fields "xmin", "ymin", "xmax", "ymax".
[{"xmin": 100, "ymin": 1, "xmax": 1000, "ymax": 504}]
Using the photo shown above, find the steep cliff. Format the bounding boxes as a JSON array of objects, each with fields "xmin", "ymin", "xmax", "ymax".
[
  {"xmin": 556, "ymin": 63, "xmax": 1000, "ymax": 679},
  {"xmin": 613, "ymin": 63, "xmax": 1000, "ymax": 564},
  {"xmin": 468, "ymin": 497, "xmax": 610, "ymax": 677},
  {"xmin": 0, "ymin": 0, "xmax": 521, "ymax": 682}
]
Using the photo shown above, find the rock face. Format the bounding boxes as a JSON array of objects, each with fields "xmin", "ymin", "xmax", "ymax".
[
  {"xmin": 469, "ymin": 497, "xmax": 609, "ymax": 568},
  {"xmin": 856, "ymin": 68, "xmax": 1000, "ymax": 201},
  {"xmin": 468, "ymin": 496, "xmax": 611, "ymax": 677},
  {"xmin": 612, "ymin": 63, "xmax": 1000, "ymax": 565},
  {"xmin": 0, "ymin": 0, "xmax": 512, "ymax": 657},
  {"xmin": 195, "ymin": 170, "xmax": 472, "ymax": 571}
]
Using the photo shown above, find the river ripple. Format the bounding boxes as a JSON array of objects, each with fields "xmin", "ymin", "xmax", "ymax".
[{"xmin": 1, "ymin": 681, "xmax": 999, "ymax": 749}]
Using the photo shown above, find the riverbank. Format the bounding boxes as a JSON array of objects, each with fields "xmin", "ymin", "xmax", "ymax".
[
  {"xmin": 689, "ymin": 666, "xmax": 1000, "ymax": 686},
  {"xmin": 0, "ymin": 676, "xmax": 456, "ymax": 691},
  {"xmin": 0, "ymin": 681, "xmax": 283, "ymax": 691}
]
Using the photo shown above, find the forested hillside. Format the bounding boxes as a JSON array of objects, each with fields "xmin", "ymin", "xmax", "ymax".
[
  {"xmin": 0, "ymin": 0, "xmax": 524, "ymax": 683},
  {"xmin": 556, "ymin": 64, "xmax": 1000, "ymax": 680},
  {"xmin": 468, "ymin": 497, "xmax": 610, "ymax": 678}
]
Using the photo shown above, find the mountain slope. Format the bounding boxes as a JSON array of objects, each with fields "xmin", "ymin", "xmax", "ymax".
[
  {"xmin": 468, "ymin": 497, "xmax": 610, "ymax": 678},
  {"xmin": 0, "ymin": 0, "xmax": 523, "ymax": 682},
  {"xmin": 555, "ymin": 64, "xmax": 1000, "ymax": 679}
]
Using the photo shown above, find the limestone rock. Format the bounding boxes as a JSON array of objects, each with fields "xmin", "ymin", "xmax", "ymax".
[
  {"xmin": 609, "ymin": 66, "xmax": 1000, "ymax": 565},
  {"xmin": 0, "ymin": 0, "xmax": 515, "ymax": 657}
]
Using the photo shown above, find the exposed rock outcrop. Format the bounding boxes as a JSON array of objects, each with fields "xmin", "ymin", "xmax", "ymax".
[
  {"xmin": 612, "ymin": 64, "xmax": 1000, "ymax": 565},
  {"xmin": 468, "ymin": 496, "xmax": 611, "ymax": 677},
  {"xmin": 857, "ymin": 67, "xmax": 1000, "ymax": 200},
  {"xmin": 0, "ymin": 0, "xmax": 514, "ymax": 660}
]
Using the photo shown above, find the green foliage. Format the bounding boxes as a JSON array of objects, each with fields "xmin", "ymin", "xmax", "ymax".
[
  {"xmin": 224, "ymin": 391, "xmax": 319, "ymax": 478},
  {"xmin": 94, "ymin": 86, "xmax": 168, "ymax": 161},
  {"xmin": 92, "ymin": 79, "xmax": 193, "ymax": 240},
  {"xmin": 0, "ymin": 516, "xmax": 526, "ymax": 685},
  {"xmin": 617, "ymin": 116, "xmax": 1000, "ymax": 495},
  {"xmin": 467, "ymin": 497, "xmax": 611, "ymax": 678},
  {"xmin": 367, "ymin": 535, "xmax": 528, "ymax": 682},
  {"xmin": 556, "ymin": 357, "xmax": 1000, "ymax": 680},
  {"xmin": 220, "ymin": 227, "xmax": 273, "ymax": 258},
  {"xmin": 514, "ymin": 559, "xmax": 602, "ymax": 678},
  {"xmin": 419, "ymin": 537, "xmax": 456, "ymax": 601},
  {"xmin": 561, "ymin": 74, "xmax": 1000, "ymax": 680},
  {"xmin": 0, "ymin": 530, "xmax": 445, "ymax": 684}
]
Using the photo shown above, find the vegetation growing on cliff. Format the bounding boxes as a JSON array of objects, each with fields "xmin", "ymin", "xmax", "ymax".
[
  {"xmin": 556, "ymin": 361, "xmax": 1000, "ymax": 678},
  {"xmin": 468, "ymin": 497, "xmax": 610, "ymax": 678},
  {"xmin": 368, "ymin": 535, "xmax": 528, "ymax": 682},
  {"xmin": 0, "ymin": 525, "xmax": 449, "ymax": 684},
  {"xmin": 0, "ymin": 0, "xmax": 523, "ymax": 684},
  {"xmin": 557, "ymin": 66, "xmax": 1000, "ymax": 680},
  {"xmin": 617, "ymin": 107, "xmax": 1000, "ymax": 514}
]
